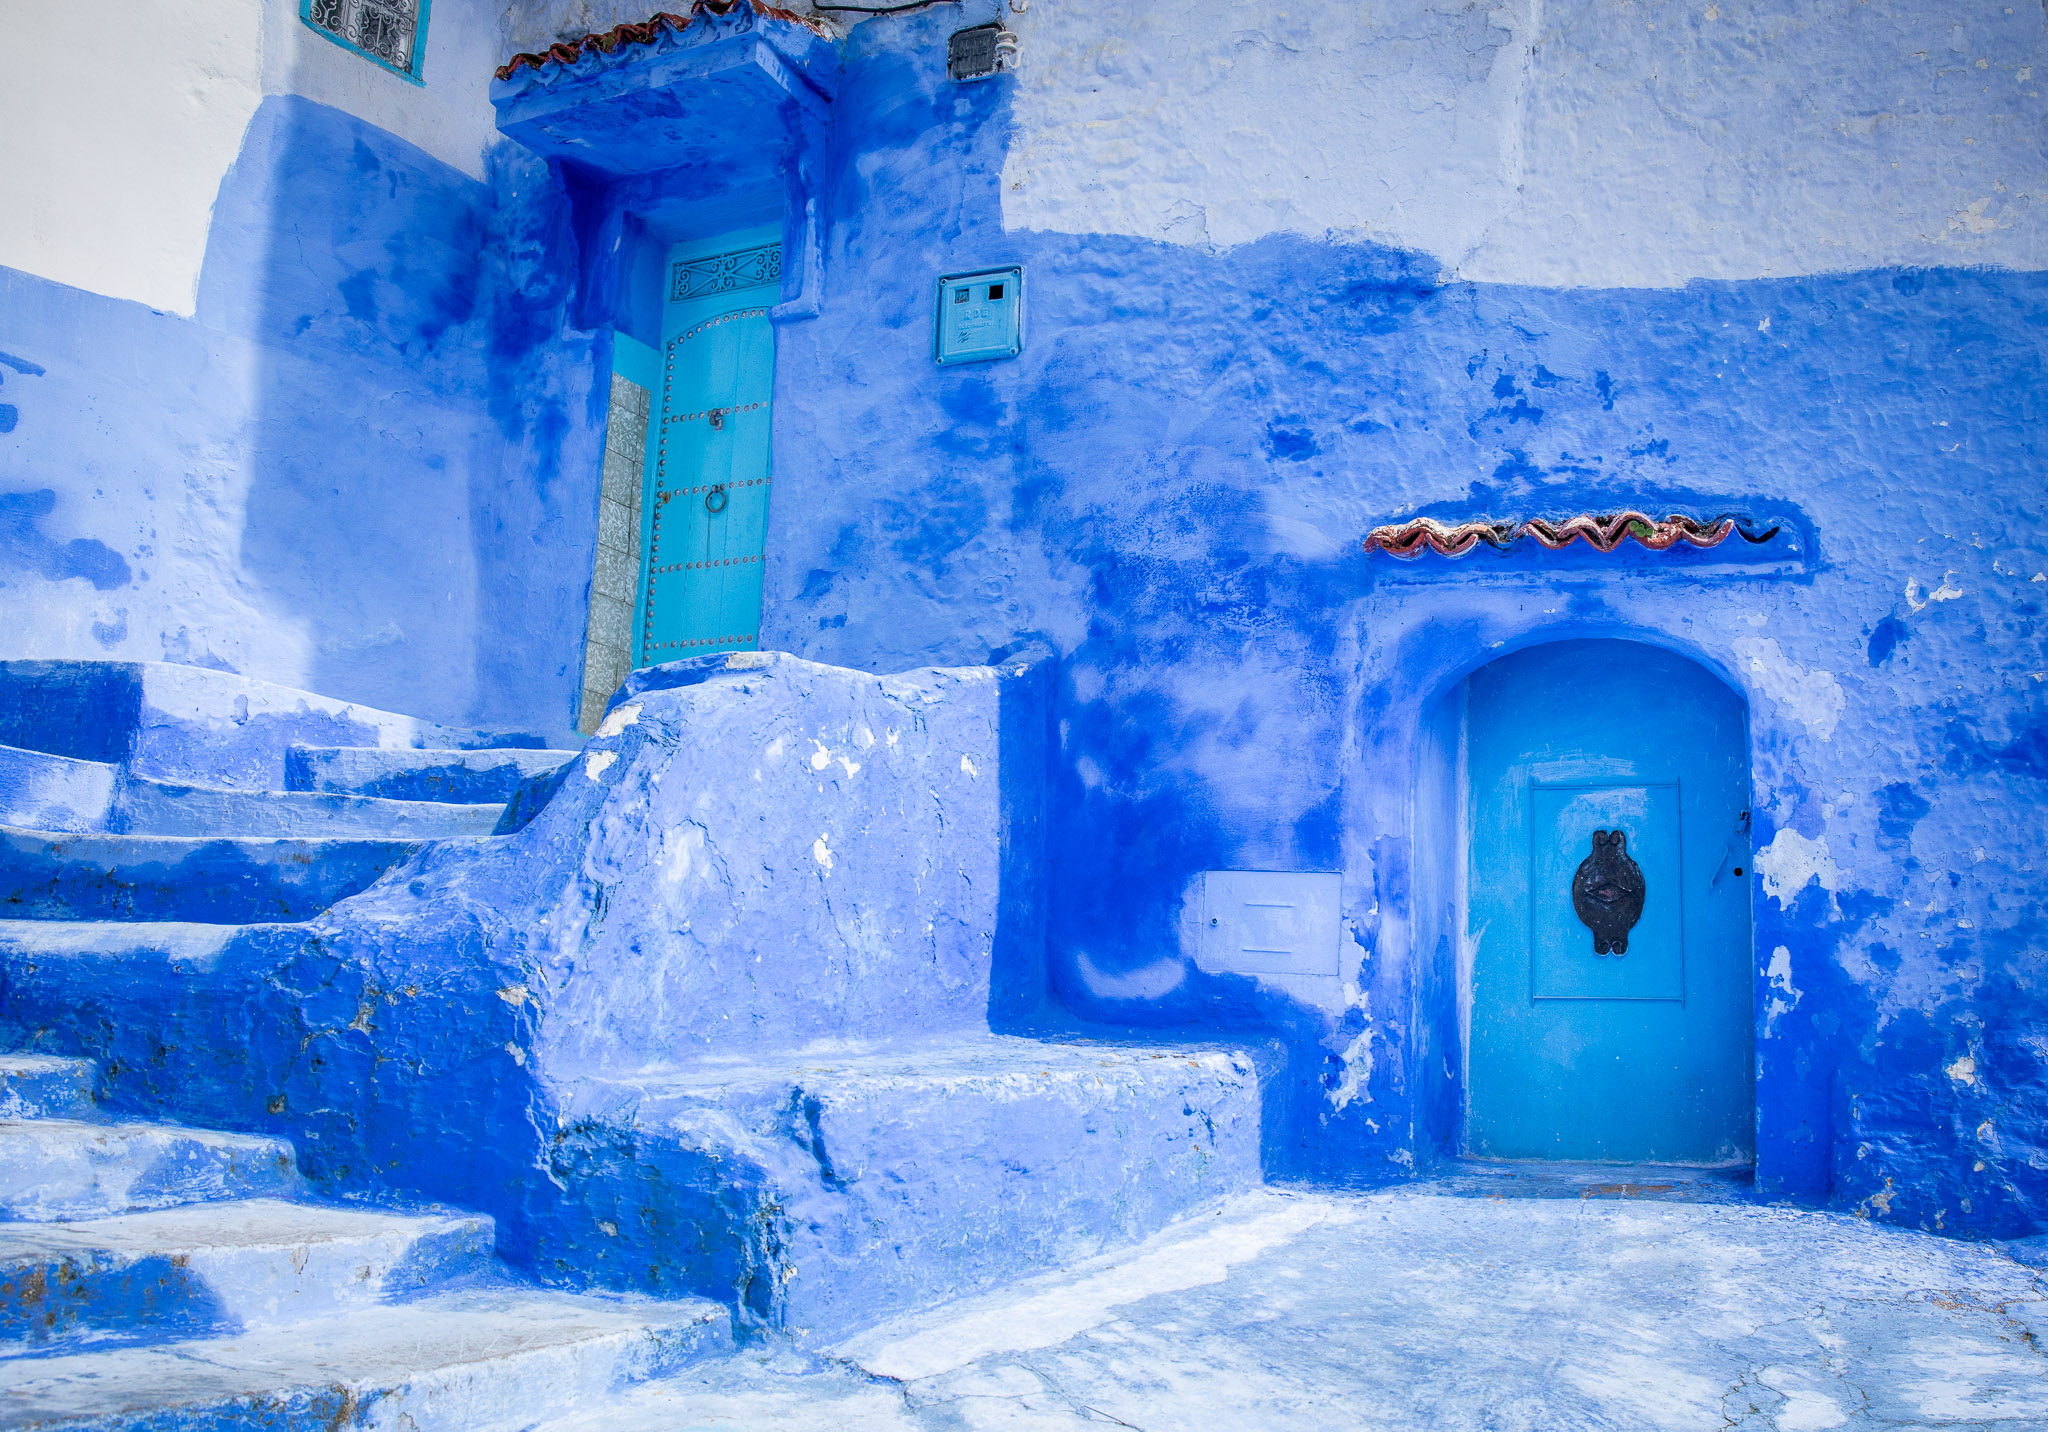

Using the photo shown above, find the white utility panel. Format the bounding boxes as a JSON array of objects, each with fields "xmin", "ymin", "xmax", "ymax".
[{"xmin": 1196, "ymin": 870, "xmax": 1343, "ymax": 991}]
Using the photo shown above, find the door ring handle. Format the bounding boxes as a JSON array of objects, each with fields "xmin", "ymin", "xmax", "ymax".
[{"xmin": 704, "ymin": 486, "xmax": 729, "ymax": 514}]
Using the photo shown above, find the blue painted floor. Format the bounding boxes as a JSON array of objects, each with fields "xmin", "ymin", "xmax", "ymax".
[{"xmin": 526, "ymin": 1185, "xmax": 2048, "ymax": 1432}]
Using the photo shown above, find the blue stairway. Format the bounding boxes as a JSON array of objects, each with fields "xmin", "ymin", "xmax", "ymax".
[
  {"xmin": 0, "ymin": 653, "xmax": 1264, "ymax": 1423},
  {"xmin": 0, "ymin": 660, "xmax": 578, "ymax": 924},
  {"xmin": 0, "ymin": 662, "xmax": 690, "ymax": 1428},
  {"xmin": 0, "ymin": 1052, "xmax": 728, "ymax": 1430}
]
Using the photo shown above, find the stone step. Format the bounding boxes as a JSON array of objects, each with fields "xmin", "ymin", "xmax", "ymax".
[
  {"xmin": 0, "ymin": 745, "xmax": 117, "ymax": 835},
  {"xmin": 286, "ymin": 745, "xmax": 579, "ymax": 804},
  {"xmin": 0, "ymin": 828, "xmax": 418, "ymax": 922},
  {"xmin": 566, "ymin": 1037, "xmax": 1262, "ymax": 1335},
  {"xmin": 0, "ymin": 1055, "xmax": 96, "ymax": 1121},
  {"xmin": 110, "ymin": 777, "xmax": 506, "ymax": 839},
  {"xmin": 0, "ymin": 1119, "xmax": 298, "ymax": 1221},
  {"xmin": 0, "ymin": 746, "xmax": 510, "ymax": 839},
  {"xmin": 0, "ymin": 659, "xmax": 550, "ymax": 792},
  {"xmin": 0, "ymin": 1198, "xmax": 493, "ymax": 1347},
  {"xmin": 0, "ymin": 1285, "xmax": 732, "ymax": 1432}
]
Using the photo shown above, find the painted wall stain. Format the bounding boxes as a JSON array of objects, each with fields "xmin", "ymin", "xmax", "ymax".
[
  {"xmin": 0, "ymin": 0, "xmax": 2043, "ymax": 1245},
  {"xmin": 0, "ymin": 491, "xmax": 132, "ymax": 591}
]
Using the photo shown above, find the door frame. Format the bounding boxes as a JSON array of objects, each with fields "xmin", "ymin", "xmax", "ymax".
[
  {"xmin": 1406, "ymin": 625, "xmax": 1763, "ymax": 1168},
  {"xmin": 628, "ymin": 222, "xmax": 783, "ymax": 668}
]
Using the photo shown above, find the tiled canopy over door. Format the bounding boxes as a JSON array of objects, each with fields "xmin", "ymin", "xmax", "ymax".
[{"xmin": 636, "ymin": 227, "xmax": 781, "ymax": 664}]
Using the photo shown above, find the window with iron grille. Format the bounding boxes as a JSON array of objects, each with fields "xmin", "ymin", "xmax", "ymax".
[{"xmin": 301, "ymin": 0, "xmax": 429, "ymax": 82}]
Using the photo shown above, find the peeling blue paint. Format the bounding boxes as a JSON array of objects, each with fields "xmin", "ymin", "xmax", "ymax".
[
  {"xmin": 735, "ymin": 10, "xmax": 2048, "ymax": 1232},
  {"xmin": 0, "ymin": 0, "xmax": 2043, "ymax": 1299}
]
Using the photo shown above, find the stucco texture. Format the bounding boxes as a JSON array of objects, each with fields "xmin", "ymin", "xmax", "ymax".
[
  {"xmin": 740, "ymin": 2, "xmax": 2048, "ymax": 1231},
  {"xmin": 3, "ymin": 0, "xmax": 2046, "ymax": 1247}
]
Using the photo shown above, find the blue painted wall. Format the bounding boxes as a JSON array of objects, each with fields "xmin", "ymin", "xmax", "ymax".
[
  {"xmin": 738, "ymin": 10, "xmax": 2048, "ymax": 1232},
  {"xmin": 0, "ymin": 95, "xmax": 598, "ymax": 741},
  {"xmin": 3, "ymin": 0, "xmax": 2044, "ymax": 1244}
]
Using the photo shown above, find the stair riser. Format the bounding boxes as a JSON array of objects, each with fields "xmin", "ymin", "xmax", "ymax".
[
  {"xmin": 286, "ymin": 748, "xmax": 576, "ymax": 804},
  {"xmin": 1, "ymin": 1221, "xmax": 492, "ymax": 1347},
  {"xmin": 8, "ymin": 1314, "xmax": 732, "ymax": 1432},
  {"xmin": 0, "ymin": 1059, "xmax": 97, "ymax": 1120},
  {"xmin": 109, "ymin": 785, "xmax": 504, "ymax": 840},
  {"xmin": 0, "ymin": 1126, "xmax": 299, "ymax": 1221},
  {"xmin": 0, "ymin": 745, "xmax": 117, "ymax": 834},
  {"xmin": 0, "ymin": 830, "xmax": 414, "ymax": 922}
]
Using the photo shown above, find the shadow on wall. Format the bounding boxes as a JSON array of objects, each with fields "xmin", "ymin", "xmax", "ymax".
[
  {"xmin": 0, "ymin": 350, "xmax": 135, "ymax": 648},
  {"xmin": 197, "ymin": 68, "xmax": 602, "ymax": 737},
  {"xmin": 0, "ymin": 486, "xmax": 131, "ymax": 594}
]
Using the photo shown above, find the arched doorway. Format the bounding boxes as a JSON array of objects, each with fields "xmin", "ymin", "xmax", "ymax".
[{"xmin": 1463, "ymin": 639, "xmax": 1753, "ymax": 1163}]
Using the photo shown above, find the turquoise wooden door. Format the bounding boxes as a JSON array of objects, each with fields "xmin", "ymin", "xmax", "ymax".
[
  {"xmin": 1465, "ymin": 640, "xmax": 1753, "ymax": 1163},
  {"xmin": 635, "ymin": 227, "xmax": 780, "ymax": 664}
]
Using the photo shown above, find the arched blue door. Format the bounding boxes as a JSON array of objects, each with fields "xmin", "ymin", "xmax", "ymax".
[{"xmin": 1465, "ymin": 640, "xmax": 1753, "ymax": 1163}]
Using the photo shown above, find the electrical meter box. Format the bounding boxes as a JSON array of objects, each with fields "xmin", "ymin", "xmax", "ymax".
[
  {"xmin": 1194, "ymin": 869, "xmax": 1344, "ymax": 1009},
  {"xmin": 935, "ymin": 267, "xmax": 1022, "ymax": 365}
]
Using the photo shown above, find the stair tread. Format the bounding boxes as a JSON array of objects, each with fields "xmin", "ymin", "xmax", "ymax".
[
  {"xmin": 0, "ymin": 1055, "xmax": 93, "ymax": 1077},
  {"xmin": 124, "ymin": 778, "xmax": 506, "ymax": 814},
  {"xmin": 110, "ymin": 779, "xmax": 507, "ymax": 837},
  {"xmin": 0, "ymin": 1197, "xmax": 496, "ymax": 1346},
  {"xmin": 0, "ymin": 1117, "xmax": 292, "ymax": 1147},
  {"xmin": 0, "ymin": 1286, "xmax": 730, "ymax": 1427},
  {"xmin": 0, "ymin": 917, "xmax": 294, "ymax": 944},
  {"xmin": 609, "ymin": 1035, "xmax": 1253, "ymax": 1095},
  {"xmin": 0, "ymin": 1119, "xmax": 298, "ymax": 1221},
  {"xmin": 1, "ymin": 827, "xmax": 424, "ymax": 848},
  {"xmin": 0, "ymin": 746, "xmax": 118, "ymax": 836},
  {"xmin": 0, "ymin": 743, "xmax": 116, "ymax": 772},
  {"xmin": 0, "ymin": 1196, "xmax": 484, "ymax": 1261},
  {"xmin": 293, "ymin": 745, "xmax": 582, "ymax": 759}
]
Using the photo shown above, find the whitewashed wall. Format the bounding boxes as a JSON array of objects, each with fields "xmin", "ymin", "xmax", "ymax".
[
  {"xmin": 0, "ymin": 0, "xmax": 266, "ymax": 315},
  {"xmin": 260, "ymin": 0, "xmax": 508, "ymax": 180},
  {"xmin": 0, "ymin": 0, "xmax": 506, "ymax": 317},
  {"xmin": 1001, "ymin": 0, "xmax": 2048, "ymax": 285},
  {"xmin": 502, "ymin": 0, "xmax": 658, "ymax": 53},
  {"xmin": 9, "ymin": 0, "xmax": 2042, "ymax": 316}
]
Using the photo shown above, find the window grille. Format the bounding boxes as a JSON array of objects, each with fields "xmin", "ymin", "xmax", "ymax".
[{"xmin": 301, "ymin": 0, "xmax": 430, "ymax": 82}]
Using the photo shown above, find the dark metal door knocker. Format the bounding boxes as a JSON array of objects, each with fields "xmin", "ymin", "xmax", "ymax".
[
  {"xmin": 1572, "ymin": 829, "xmax": 1644, "ymax": 955},
  {"xmin": 708, "ymin": 410, "xmax": 725, "ymax": 430},
  {"xmin": 704, "ymin": 485, "xmax": 729, "ymax": 514}
]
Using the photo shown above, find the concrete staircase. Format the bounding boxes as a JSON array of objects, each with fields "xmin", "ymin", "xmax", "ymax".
[
  {"xmin": 0, "ymin": 652, "xmax": 1264, "ymax": 1379},
  {"xmin": 0, "ymin": 747, "xmax": 563, "ymax": 922},
  {"xmin": 0, "ymin": 1052, "xmax": 729, "ymax": 1431},
  {"xmin": 0, "ymin": 660, "xmax": 579, "ymax": 923}
]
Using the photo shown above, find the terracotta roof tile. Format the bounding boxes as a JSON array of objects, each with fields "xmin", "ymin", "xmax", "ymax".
[{"xmin": 495, "ymin": 0, "xmax": 829, "ymax": 81}]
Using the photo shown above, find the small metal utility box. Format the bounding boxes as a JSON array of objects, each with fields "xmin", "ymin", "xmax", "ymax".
[
  {"xmin": 1195, "ymin": 870, "xmax": 1343, "ymax": 1008},
  {"xmin": 948, "ymin": 23, "xmax": 1016, "ymax": 82},
  {"xmin": 934, "ymin": 267, "xmax": 1023, "ymax": 365}
]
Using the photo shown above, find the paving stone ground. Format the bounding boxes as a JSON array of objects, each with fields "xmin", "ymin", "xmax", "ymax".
[{"xmin": 533, "ymin": 1178, "xmax": 2048, "ymax": 1432}]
